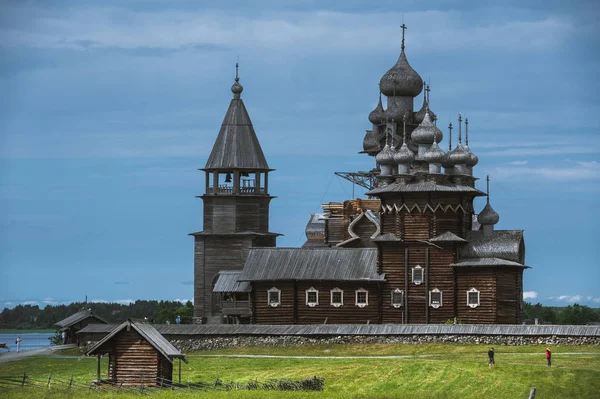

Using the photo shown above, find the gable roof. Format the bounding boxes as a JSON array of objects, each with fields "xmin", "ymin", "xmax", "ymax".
[
  {"xmin": 203, "ymin": 98, "xmax": 269, "ymax": 171},
  {"xmin": 450, "ymin": 257, "xmax": 529, "ymax": 268},
  {"xmin": 429, "ymin": 231, "xmax": 467, "ymax": 243},
  {"xmin": 54, "ymin": 309, "xmax": 107, "ymax": 329},
  {"xmin": 213, "ymin": 271, "xmax": 251, "ymax": 293},
  {"xmin": 86, "ymin": 319, "xmax": 186, "ymax": 363},
  {"xmin": 238, "ymin": 247, "xmax": 384, "ymax": 282},
  {"xmin": 462, "ymin": 230, "xmax": 524, "ymax": 263}
]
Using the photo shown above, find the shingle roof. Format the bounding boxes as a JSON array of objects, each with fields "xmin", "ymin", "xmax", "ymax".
[
  {"xmin": 368, "ymin": 182, "xmax": 486, "ymax": 196},
  {"xmin": 86, "ymin": 319, "xmax": 186, "ymax": 363},
  {"xmin": 203, "ymin": 97, "xmax": 269, "ymax": 171},
  {"xmin": 305, "ymin": 213, "xmax": 326, "ymax": 235},
  {"xmin": 54, "ymin": 309, "xmax": 107, "ymax": 329},
  {"xmin": 462, "ymin": 230, "xmax": 524, "ymax": 264},
  {"xmin": 429, "ymin": 231, "xmax": 467, "ymax": 243},
  {"xmin": 450, "ymin": 257, "xmax": 529, "ymax": 268},
  {"xmin": 213, "ymin": 271, "xmax": 251, "ymax": 293},
  {"xmin": 372, "ymin": 233, "xmax": 402, "ymax": 242},
  {"xmin": 238, "ymin": 248, "xmax": 384, "ymax": 282}
]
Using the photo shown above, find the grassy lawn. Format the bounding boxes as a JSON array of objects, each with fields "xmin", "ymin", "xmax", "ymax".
[{"xmin": 0, "ymin": 343, "xmax": 598, "ymax": 398}]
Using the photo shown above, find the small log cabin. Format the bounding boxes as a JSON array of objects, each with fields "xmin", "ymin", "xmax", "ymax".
[
  {"xmin": 54, "ymin": 309, "xmax": 107, "ymax": 345},
  {"xmin": 194, "ymin": 27, "xmax": 529, "ymax": 325},
  {"xmin": 86, "ymin": 319, "xmax": 187, "ymax": 386}
]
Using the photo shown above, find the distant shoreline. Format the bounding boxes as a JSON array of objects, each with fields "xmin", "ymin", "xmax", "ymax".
[{"xmin": 0, "ymin": 329, "xmax": 54, "ymax": 334}]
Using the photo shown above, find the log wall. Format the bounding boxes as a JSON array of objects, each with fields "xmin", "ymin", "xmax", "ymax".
[{"xmin": 455, "ymin": 268, "xmax": 497, "ymax": 324}]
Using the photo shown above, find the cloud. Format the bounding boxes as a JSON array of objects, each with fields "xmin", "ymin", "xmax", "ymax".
[
  {"xmin": 523, "ymin": 291, "xmax": 538, "ymax": 299},
  {"xmin": 510, "ymin": 161, "xmax": 528, "ymax": 165},
  {"xmin": 114, "ymin": 281, "xmax": 130, "ymax": 285},
  {"xmin": 493, "ymin": 161, "xmax": 600, "ymax": 181},
  {"xmin": 174, "ymin": 298, "xmax": 191, "ymax": 304},
  {"xmin": 114, "ymin": 299, "xmax": 135, "ymax": 305},
  {"xmin": 548, "ymin": 295, "xmax": 600, "ymax": 304},
  {"xmin": 0, "ymin": 5, "xmax": 578, "ymax": 54},
  {"xmin": 594, "ymin": 298, "xmax": 600, "ymax": 304}
]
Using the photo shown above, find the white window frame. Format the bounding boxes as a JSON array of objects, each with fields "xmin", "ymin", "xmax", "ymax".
[
  {"xmin": 267, "ymin": 287, "xmax": 281, "ymax": 307},
  {"xmin": 391, "ymin": 288, "xmax": 404, "ymax": 308},
  {"xmin": 412, "ymin": 265, "xmax": 424, "ymax": 285},
  {"xmin": 305, "ymin": 287, "xmax": 319, "ymax": 307},
  {"xmin": 355, "ymin": 288, "xmax": 369, "ymax": 308},
  {"xmin": 330, "ymin": 287, "xmax": 344, "ymax": 307},
  {"xmin": 467, "ymin": 288, "xmax": 480, "ymax": 308},
  {"xmin": 429, "ymin": 288, "xmax": 443, "ymax": 308}
]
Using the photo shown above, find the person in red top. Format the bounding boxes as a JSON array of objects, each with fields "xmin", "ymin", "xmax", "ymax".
[{"xmin": 546, "ymin": 347, "xmax": 552, "ymax": 367}]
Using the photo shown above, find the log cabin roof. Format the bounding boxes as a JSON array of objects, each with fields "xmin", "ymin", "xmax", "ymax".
[
  {"xmin": 372, "ymin": 233, "xmax": 402, "ymax": 242},
  {"xmin": 86, "ymin": 319, "xmax": 186, "ymax": 363},
  {"xmin": 367, "ymin": 181, "xmax": 486, "ymax": 195},
  {"xmin": 301, "ymin": 240, "xmax": 330, "ymax": 248},
  {"xmin": 428, "ymin": 231, "xmax": 467, "ymax": 243},
  {"xmin": 54, "ymin": 309, "xmax": 107, "ymax": 329},
  {"xmin": 450, "ymin": 257, "xmax": 529, "ymax": 268},
  {"xmin": 203, "ymin": 93, "xmax": 270, "ymax": 171},
  {"xmin": 462, "ymin": 230, "xmax": 524, "ymax": 263},
  {"xmin": 213, "ymin": 271, "xmax": 251, "ymax": 293},
  {"xmin": 80, "ymin": 323, "xmax": 600, "ymax": 337},
  {"xmin": 238, "ymin": 247, "xmax": 384, "ymax": 282},
  {"xmin": 305, "ymin": 213, "xmax": 326, "ymax": 235}
]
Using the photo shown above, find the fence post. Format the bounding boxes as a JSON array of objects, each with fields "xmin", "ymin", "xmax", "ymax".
[
  {"xmin": 47, "ymin": 374, "xmax": 51, "ymax": 388},
  {"xmin": 529, "ymin": 387, "xmax": 536, "ymax": 399},
  {"xmin": 69, "ymin": 375, "xmax": 73, "ymax": 388},
  {"xmin": 21, "ymin": 372, "xmax": 27, "ymax": 387}
]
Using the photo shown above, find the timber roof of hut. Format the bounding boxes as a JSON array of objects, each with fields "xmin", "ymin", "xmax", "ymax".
[
  {"xmin": 428, "ymin": 231, "xmax": 467, "ymax": 243},
  {"xmin": 372, "ymin": 233, "xmax": 402, "ymax": 242},
  {"xmin": 213, "ymin": 271, "xmax": 251, "ymax": 293},
  {"xmin": 203, "ymin": 95, "xmax": 270, "ymax": 171},
  {"xmin": 238, "ymin": 247, "xmax": 384, "ymax": 282},
  {"xmin": 80, "ymin": 323, "xmax": 600, "ymax": 337},
  {"xmin": 86, "ymin": 319, "xmax": 186, "ymax": 363},
  {"xmin": 367, "ymin": 182, "xmax": 486, "ymax": 196},
  {"xmin": 450, "ymin": 257, "xmax": 529, "ymax": 268},
  {"xmin": 54, "ymin": 309, "xmax": 107, "ymax": 329},
  {"xmin": 301, "ymin": 240, "xmax": 330, "ymax": 248},
  {"xmin": 462, "ymin": 230, "xmax": 524, "ymax": 263}
]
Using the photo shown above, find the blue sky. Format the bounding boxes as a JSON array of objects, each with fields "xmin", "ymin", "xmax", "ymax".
[{"xmin": 1, "ymin": 0, "xmax": 599, "ymax": 310}]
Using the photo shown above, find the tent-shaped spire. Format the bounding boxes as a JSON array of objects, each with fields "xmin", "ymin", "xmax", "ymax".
[{"xmin": 204, "ymin": 68, "xmax": 270, "ymax": 171}]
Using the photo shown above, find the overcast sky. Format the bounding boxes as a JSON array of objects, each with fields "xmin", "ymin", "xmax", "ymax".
[{"xmin": 1, "ymin": 0, "xmax": 599, "ymax": 310}]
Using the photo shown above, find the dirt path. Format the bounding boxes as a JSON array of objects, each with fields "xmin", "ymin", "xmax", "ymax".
[{"xmin": 0, "ymin": 348, "xmax": 52, "ymax": 363}]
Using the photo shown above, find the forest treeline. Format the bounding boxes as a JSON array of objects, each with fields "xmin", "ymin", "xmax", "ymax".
[
  {"xmin": 1, "ymin": 301, "xmax": 599, "ymax": 330},
  {"xmin": 0, "ymin": 300, "xmax": 194, "ymax": 330}
]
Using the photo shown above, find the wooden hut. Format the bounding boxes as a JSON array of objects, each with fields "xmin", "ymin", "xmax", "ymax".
[
  {"xmin": 54, "ymin": 309, "xmax": 107, "ymax": 345},
  {"xmin": 86, "ymin": 319, "xmax": 187, "ymax": 386}
]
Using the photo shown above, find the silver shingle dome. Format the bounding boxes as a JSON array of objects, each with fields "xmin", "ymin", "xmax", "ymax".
[
  {"xmin": 393, "ymin": 140, "xmax": 415, "ymax": 164},
  {"xmin": 368, "ymin": 93, "xmax": 385, "ymax": 125},
  {"xmin": 411, "ymin": 110, "xmax": 443, "ymax": 144},
  {"xmin": 376, "ymin": 143, "xmax": 396, "ymax": 165},
  {"xmin": 448, "ymin": 143, "xmax": 470, "ymax": 165},
  {"xmin": 423, "ymin": 139, "xmax": 446, "ymax": 164},
  {"xmin": 465, "ymin": 146, "xmax": 479, "ymax": 167},
  {"xmin": 478, "ymin": 203, "xmax": 500, "ymax": 225},
  {"xmin": 379, "ymin": 49, "xmax": 423, "ymax": 97}
]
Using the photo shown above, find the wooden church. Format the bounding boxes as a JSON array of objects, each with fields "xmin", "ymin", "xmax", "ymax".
[{"xmin": 193, "ymin": 27, "xmax": 528, "ymax": 325}]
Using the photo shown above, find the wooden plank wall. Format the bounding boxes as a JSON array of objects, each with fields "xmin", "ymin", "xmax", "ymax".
[
  {"xmin": 496, "ymin": 270, "xmax": 521, "ymax": 324},
  {"xmin": 252, "ymin": 282, "xmax": 295, "ymax": 324},
  {"xmin": 108, "ymin": 330, "xmax": 166, "ymax": 386},
  {"xmin": 455, "ymin": 268, "xmax": 497, "ymax": 324},
  {"xmin": 428, "ymin": 246, "xmax": 456, "ymax": 324}
]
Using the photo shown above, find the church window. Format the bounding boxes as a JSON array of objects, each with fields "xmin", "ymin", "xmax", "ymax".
[
  {"xmin": 330, "ymin": 288, "xmax": 343, "ymax": 307},
  {"xmin": 429, "ymin": 288, "xmax": 442, "ymax": 308},
  {"xmin": 391, "ymin": 289, "xmax": 404, "ymax": 308},
  {"xmin": 467, "ymin": 288, "xmax": 480, "ymax": 308},
  {"xmin": 355, "ymin": 288, "xmax": 369, "ymax": 308},
  {"xmin": 306, "ymin": 287, "xmax": 319, "ymax": 307},
  {"xmin": 268, "ymin": 287, "xmax": 281, "ymax": 307},
  {"xmin": 412, "ymin": 265, "xmax": 424, "ymax": 285}
]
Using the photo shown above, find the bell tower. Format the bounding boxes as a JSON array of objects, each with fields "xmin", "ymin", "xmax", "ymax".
[{"xmin": 192, "ymin": 65, "xmax": 279, "ymax": 323}]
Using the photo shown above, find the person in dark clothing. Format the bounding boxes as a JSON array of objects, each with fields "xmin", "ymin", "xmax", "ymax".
[
  {"xmin": 488, "ymin": 348, "xmax": 495, "ymax": 368},
  {"xmin": 546, "ymin": 347, "xmax": 551, "ymax": 367}
]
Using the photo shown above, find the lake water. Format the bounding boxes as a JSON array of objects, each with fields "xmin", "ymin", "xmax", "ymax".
[{"xmin": 0, "ymin": 332, "xmax": 54, "ymax": 351}]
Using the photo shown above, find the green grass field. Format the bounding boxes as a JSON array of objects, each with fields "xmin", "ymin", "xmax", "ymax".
[{"xmin": 0, "ymin": 343, "xmax": 598, "ymax": 398}]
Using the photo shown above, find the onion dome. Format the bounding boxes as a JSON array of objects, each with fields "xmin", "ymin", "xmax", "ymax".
[
  {"xmin": 231, "ymin": 63, "xmax": 243, "ymax": 99},
  {"xmin": 411, "ymin": 109, "xmax": 443, "ymax": 145},
  {"xmin": 464, "ymin": 118, "xmax": 479, "ymax": 167},
  {"xmin": 423, "ymin": 138, "xmax": 446, "ymax": 164},
  {"xmin": 376, "ymin": 143, "xmax": 396, "ymax": 165},
  {"xmin": 448, "ymin": 143, "xmax": 470, "ymax": 165},
  {"xmin": 379, "ymin": 26, "xmax": 423, "ymax": 97},
  {"xmin": 478, "ymin": 202, "xmax": 500, "ymax": 225},
  {"xmin": 393, "ymin": 119, "xmax": 415, "ymax": 165},
  {"xmin": 368, "ymin": 92, "xmax": 385, "ymax": 125}
]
